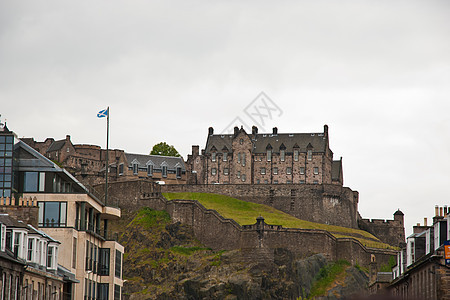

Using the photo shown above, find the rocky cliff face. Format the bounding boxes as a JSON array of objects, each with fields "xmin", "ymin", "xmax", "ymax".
[{"xmin": 113, "ymin": 208, "xmax": 368, "ymax": 300}]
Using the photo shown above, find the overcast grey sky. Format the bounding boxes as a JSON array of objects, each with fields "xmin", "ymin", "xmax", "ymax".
[{"xmin": 1, "ymin": 0, "xmax": 449, "ymax": 236}]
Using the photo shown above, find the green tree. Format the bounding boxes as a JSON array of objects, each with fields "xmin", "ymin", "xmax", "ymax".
[{"xmin": 150, "ymin": 142, "xmax": 181, "ymax": 157}]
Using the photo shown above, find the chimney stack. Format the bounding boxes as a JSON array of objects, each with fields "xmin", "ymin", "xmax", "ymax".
[
  {"xmin": 66, "ymin": 135, "xmax": 71, "ymax": 141},
  {"xmin": 440, "ymin": 207, "xmax": 443, "ymax": 217},
  {"xmin": 272, "ymin": 127, "xmax": 278, "ymax": 135},
  {"xmin": 252, "ymin": 126, "xmax": 258, "ymax": 136},
  {"xmin": 234, "ymin": 126, "xmax": 239, "ymax": 137},
  {"xmin": 324, "ymin": 124, "xmax": 328, "ymax": 135},
  {"xmin": 424, "ymin": 218, "xmax": 428, "ymax": 226},
  {"xmin": 192, "ymin": 145, "xmax": 199, "ymax": 157},
  {"xmin": 208, "ymin": 127, "xmax": 214, "ymax": 136},
  {"xmin": 435, "ymin": 206, "xmax": 439, "ymax": 217}
]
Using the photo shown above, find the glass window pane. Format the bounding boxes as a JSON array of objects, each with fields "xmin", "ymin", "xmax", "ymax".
[
  {"xmin": 44, "ymin": 202, "xmax": 60, "ymax": 227},
  {"xmin": 39, "ymin": 173, "xmax": 46, "ymax": 191},
  {"xmin": 0, "ymin": 136, "xmax": 5, "ymax": 143},
  {"xmin": 24, "ymin": 172, "xmax": 38, "ymax": 192},
  {"xmin": 60, "ymin": 202, "xmax": 67, "ymax": 225}
]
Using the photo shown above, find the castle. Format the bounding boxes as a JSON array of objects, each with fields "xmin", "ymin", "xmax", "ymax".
[{"xmin": 186, "ymin": 125, "xmax": 342, "ymax": 185}]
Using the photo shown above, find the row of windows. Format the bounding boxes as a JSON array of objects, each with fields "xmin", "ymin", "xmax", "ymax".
[
  {"xmin": 210, "ymin": 149, "xmax": 314, "ymax": 163},
  {"xmin": 255, "ymin": 179, "xmax": 319, "ymax": 184},
  {"xmin": 130, "ymin": 164, "xmax": 182, "ymax": 178},
  {"xmin": 85, "ymin": 280, "xmax": 110, "ymax": 300},
  {"xmin": 211, "ymin": 167, "xmax": 320, "ymax": 176},
  {"xmin": 85, "ymin": 241, "xmax": 112, "ymax": 276},
  {"xmin": 0, "ymin": 273, "xmax": 20, "ymax": 300}
]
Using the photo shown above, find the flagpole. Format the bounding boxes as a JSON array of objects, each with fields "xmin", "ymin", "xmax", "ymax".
[{"xmin": 105, "ymin": 106, "xmax": 109, "ymax": 205}]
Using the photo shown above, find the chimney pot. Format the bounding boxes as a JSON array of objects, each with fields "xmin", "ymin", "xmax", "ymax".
[
  {"xmin": 424, "ymin": 218, "xmax": 427, "ymax": 226},
  {"xmin": 440, "ymin": 207, "xmax": 443, "ymax": 217},
  {"xmin": 66, "ymin": 135, "xmax": 70, "ymax": 141},
  {"xmin": 273, "ymin": 127, "xmax": 278, "ymax": 135},
  {"xmin": 208, "ymin": 127, "xmax": 214, "ymax": 136},
  {"xmin": 252, "ymin": 126, "xmax": 258, "ymax": 136},
  {"xmin": 435, "ymin": 206, "xmax": 439, "ymax": 217},
  {"xmin": 234, "ymin": 126, "xmax": 239, "ymax": 136},
  {"xmin": 324, "ymin": 124, "xmax": 328, "ymax": 134}
]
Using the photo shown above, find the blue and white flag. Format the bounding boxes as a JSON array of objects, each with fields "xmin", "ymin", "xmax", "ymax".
[{"xmin": 97, "ymin": 108, "xmax": 108, "ymax": 118}]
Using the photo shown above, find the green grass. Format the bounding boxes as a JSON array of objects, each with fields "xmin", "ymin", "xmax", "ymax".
[
  {"xmin": 132, "ymin": 207, "xmax": 171, "ymax": 229},
  {"xmin": 163, "ymin": 192, "xmax": 397, "ymax": 250},
  {"xmin": 308, "ymin": 260, "xmax": 351, "ymax": 298},
  {"xmin": 170, "ymin": 246, "xmax": 211, "ymax": 255}
]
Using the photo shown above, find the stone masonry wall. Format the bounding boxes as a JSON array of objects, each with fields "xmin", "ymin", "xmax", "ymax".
[
  {"xmin": 143, "ymin": 194, "xmax": 396, "ymax": 268},
  {"xmin": 161, "ymin": 183, "xmax": 360, "ymax": 229}
]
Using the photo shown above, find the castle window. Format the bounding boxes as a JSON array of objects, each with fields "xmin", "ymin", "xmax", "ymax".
[
  {"xmin": 241, "ymin": 174, "xmax": 246, "ymax": 182},
  {"xmin": 211, "ymin": 168, "xmax": 217, "ymax": 175},
  {"xmin": 264, "ymin": 180, "xmax": 268, "ymax": 184},
  {"xmin": 223, "ymin": 152, "xmax": 228, "ymax": 162},
  {"xmin": 294, "ymin": 150, "xmax": 299, "ymax": 161},
  {"xmin": 224, "ymin": 168, "xmax": 229, "ymax": 175},
  {"xmin": 256, "ymin": 179, "xmax": 260, "ymax": 184},
  {"xmin": 212, "ymin": 152, "xmax": 216, "ymax": 162},
  {"xmin": 133, "ymin": 163, "xmax": 138, "ymax": 175},
  {"xmin": 287, "ymin": 180, "xmax": 292, "ymax": 184},
  {"xmin": 274, "ymin": 180, "xmax": 278, "ymax": 184},
  {"xmin": 300, "ymin": 167, "xmax": 305, "ymax": 175},
  {"xmin": 238, "ymin": 153, "xmax": 241, "ymax": 164},
  {"xmin": 162, "ymin": 166, "xmax": 167, "ymax": 177},
  {"xmin": 314, "ymin": 167, "xmax": 319, "ymax": 175},
  {"xmin": 280, "ymin": 150, "xmax": 285, "ymax": 162},
  {"xmin": 240, "ymin": 139, "xmax": 243, "ymax": 145},
  {"xmin": 147, "ymin": 165, "xmax": 153, "ymax": 176},
  {"xmin": 286, "ymin": 167, "xmax": 292, "ymax": 175},
  {"xmin": 242, "ymin": 153, "xmax": 246, "ymax": 166},
  {"xmin": 119, "ymin": 164, "xmax": 124, "ymax": 175},
  {"xmin": 313, "ymin": 180, "xmax": 318, "ymax": 184},
  {"xmin": 176, "ymin": 167, "xmax": 181, "ymax": 178},
  {"xmin": 237, "ymin": 171, "xmax": 241, "ymax": 179},
  {"xmin": 300, "ymin": 180, "xmax": 305, "ymax": 184},
  {"xmin": 307, "ymin": 150, "xmax": 312, "ymax": 161},
  {"xmin": 66, "ymin": 147, "xmax": 70, "ymax": 153},
  {"xmin": 267, "ymin": 150, "xmax": 272, "ymax": 162},
  {"xmin": 273, "ymin": 167, "xmax": 278, "ymax": 175},
  {"xmin": 260, "ymin": 167, "xmax": 266, "ymax": 175}
]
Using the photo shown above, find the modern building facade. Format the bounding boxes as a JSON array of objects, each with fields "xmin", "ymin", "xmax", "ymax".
[
  {"xmin": 186, "ymin": 125, "xmax": 343, "ymax": 185},
  {"xmin": 3, "ymin": 120, "xmax": 125, "ymax": 300}
]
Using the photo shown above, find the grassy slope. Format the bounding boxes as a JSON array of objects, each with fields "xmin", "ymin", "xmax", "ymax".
[{"xmin": 163, "ymin": 192, "xmax": 396, "ymax": 250}]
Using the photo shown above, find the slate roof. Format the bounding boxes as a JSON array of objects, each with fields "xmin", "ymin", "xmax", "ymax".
[
  {"xmin": 0, "ymin": 214, "xmax": 28, "ymax": 229},
  {"xmin": 125, "ymin": 153, "xmax": 186, "ymax": 171},
  {"xmin": 331, "ymin": 160, "xmax": 342, "ymax": 181},
  {"xmin": 205, "ymin": 131, "xmax": 328, "ymax": 154},
  {"xmin": 47, "ymin": 139, "xmax": 66, "ymax": 152}
]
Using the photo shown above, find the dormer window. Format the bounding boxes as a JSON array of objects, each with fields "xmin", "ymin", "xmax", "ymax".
[
  {"xmin": 132, "ymin": 163, "xmax": 139, "ymax": 175},
  {"xmin": 280, "ymin": 150, "xmax": 285, "ymax": 162},
  {"xmin": 119, "ymin": 163, "xmax": 124, "ymax": 176},
  {"xmin": 223, "ymin": 152, "xmax": 228, "ymax": 162},
  {"xmin": 47, "ymin": 244, "xmax": 58, "ymax": 270},
  {"xmin": 307, "ymin": 150, "xmax": 312, "ymax": 161},
  {"xmin": 212, "ymin": 152, "xmax": 216, "ymax": 162},
  {"xmin": 294, "ymin": 150, "xmax": 299, "ymax": 162},
  {"xmin": 267, "ymin": 150, "xmax": 272, "ymax": 162},
  {"xmin": 176, "ymin": 167, "xmax": 181, "ymax": 178},
  {"xmin": 162, "ymin": 166, "xmax": 167, "ymax": 177},
  {"xmin": 147, "ymin": 165, "xmax": 153, "ymax": 176},
  {"xmin": 0, "ymin": 224, "xmax": 5, "ymax": 252}
]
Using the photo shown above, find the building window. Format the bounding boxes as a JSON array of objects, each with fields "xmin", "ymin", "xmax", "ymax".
[
  {"xmin": 260, "ymin": 168, "xmax": 266, "ymax": 175},
  {"xmin": 47, "ymin": 245, "xmax": 57, "ymax": 270},
  {"xmin": 237, "ymin": 171, "xmax": 241, "ymax": 179},
  {"xmin": 119, "ymin": 163, "xmax": 124, "ymax": 175},
  {"xmin": 280, "ymin": 150, "xmax": 285, "ymax": 162},
  {"xmin": 176, "ymin": 167, "xmax": 182, "ymax": 178},
  {"xmin": 314, "ymin": 167, "xmax": 319, "ymax": 175},
  {"xmin": 114, "ymin": 284, "xmax": 121, "ymax": 300},
  {"xmin": 27, "ymin": 238, "xmax": 35, "ymax": 262},
  {"xmin": 211, "ymin": 152, "xmax": 216, "ymax": 162},
  {"xmin": 242, "ymin": 153, "xmax": 246, "ymax": 166},
  {"xmin": 294, "ymin": 150, "xmax": 299, "ymax": 162},
  {"xmin": 287, "ymin": 180, "xmax": 292, "ymax": 184},
  {"xmin": 313, "ymin": 180, "xmax": 318, "ymax": 184},
  {"xmin": 223, "ymin": 168, "xmax": 229, "ymax": 175},
  {"xmin": 115, "ymin": 250, "xmax": 122, "ymax": 279},
  {"xmin": 38, "ymin": 202, "xmax": 67, "ymax": 227},
  {"xmin": 223, "ymin": 152, "xmax": 228, "ymax": 162},
  {"xmin": 238, "ymin": 153, "xmax": 241, "ymax": 164},
  {"xmin": 147, "ymin": 165, "xmax": 153, "ymax": 176},
  {"xmin": 267, "ymin": 150, "xmax": 272, "ymax": 162},
  {"xmin": 239, "ymin": 139, "xmax": 244, "ymax": 145},
  {"xmin": 273, "ymin": 167, "xmax": 278, "ymax": 175},
  {"xmin": 300, "ymin": 180, "xmax": 305, "ymax": 184},
  {"xmin": 286, "ymin": 167, "xmax": 292, "ymax": 175},
  {"xmin": 98, "ymin": 283, "xmax": 109, "ymax": 300},
  {"xmin": 307, "ymin": 150, "xmax": 312, "ymax": 161},
  {"xmin": 256, "ymin": 180, "xmax": 260, "ymax": 184},
  {"xmin": 72, "ymin": 237, "xmax": 77, "ymax": 268},
  {"xmin": 99, "ymin": 248, "xmax": 110, "ymax": 276},
  {"xmin": 24, "ymin": 171, "xmax": 39, "ymax": 192},
  {"xmin": 264, "ymin": 180, "xmax": 268, "ymax": 184},
  {"xmin": 132, "ymin": 163, "xmax": 138, "ymax": 175},
  {"xmin": 162, "ymin": 166, "xmax": 167, "ymax": 177},
  {"xmin": 274, "ymin": 180, "xmax": 278, "ymax": 184},
  {"xmin": 0, "ymin": 224, "xmax": 5, "ymax": 252},
  {"xmin": 300, "ymin": 167, "xmax": 305, "ymax": 175},
  {"xmin": 241, "ymin": 174, "xmax": 246, "ymax": 182},
  {"xmin": 211, "ymin": 168, "xmax": 217, "ymax": 176}
]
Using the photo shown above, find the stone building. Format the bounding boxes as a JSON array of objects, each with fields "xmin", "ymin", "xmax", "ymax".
[
  {"xmin": 4, "ymin": 119, "xmax": 125, "ymax": 300},
  {"xmin": 23, "ymin": 135, "xmax": 187, "ymax": 186},
  {"xmin": 387, "ymin": 206, "xmax": 450, "ymax": 299},
  {"xmin": 186, "ymin": 125, "xmax": 343, "ymax": 185}
]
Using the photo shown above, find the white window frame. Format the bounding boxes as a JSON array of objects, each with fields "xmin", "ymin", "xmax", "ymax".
[{"xmin": 0, "ymin": 224, "xmax": 5, "ymax": 252}]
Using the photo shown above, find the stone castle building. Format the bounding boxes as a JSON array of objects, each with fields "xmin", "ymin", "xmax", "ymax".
[
  {"xmin": 186, "ymin": 125, "xmax": 343, "ymax": 186},
  {"xmin": 22, "ymin": 135, "xmax": 187, "ymax": 187}
]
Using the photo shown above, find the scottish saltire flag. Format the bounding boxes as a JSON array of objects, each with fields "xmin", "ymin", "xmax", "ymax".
[{"xmin": 97, "ymin": 108, "xmax": 108, "ymax": 118}]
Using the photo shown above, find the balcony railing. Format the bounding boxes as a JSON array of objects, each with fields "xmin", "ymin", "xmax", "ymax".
[{"xmin": 74, "ymin": 219, "xmax": 119, "ymax": 242}]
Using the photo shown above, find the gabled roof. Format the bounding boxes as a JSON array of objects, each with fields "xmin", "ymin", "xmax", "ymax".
[
  {"xmin": 125, "ymin": 153, "xmax": 186, "ymax": 171},
  {"xmin": 205, "ymin": 131, "xmax": 327, "ymax": 154},
  {"xmin": 47, "ymin": 139, "xmax": 67, "ymax": 152},
  {"xmin": 0, "ymin": 214, "xmax": 28, "ymax": 229}
]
